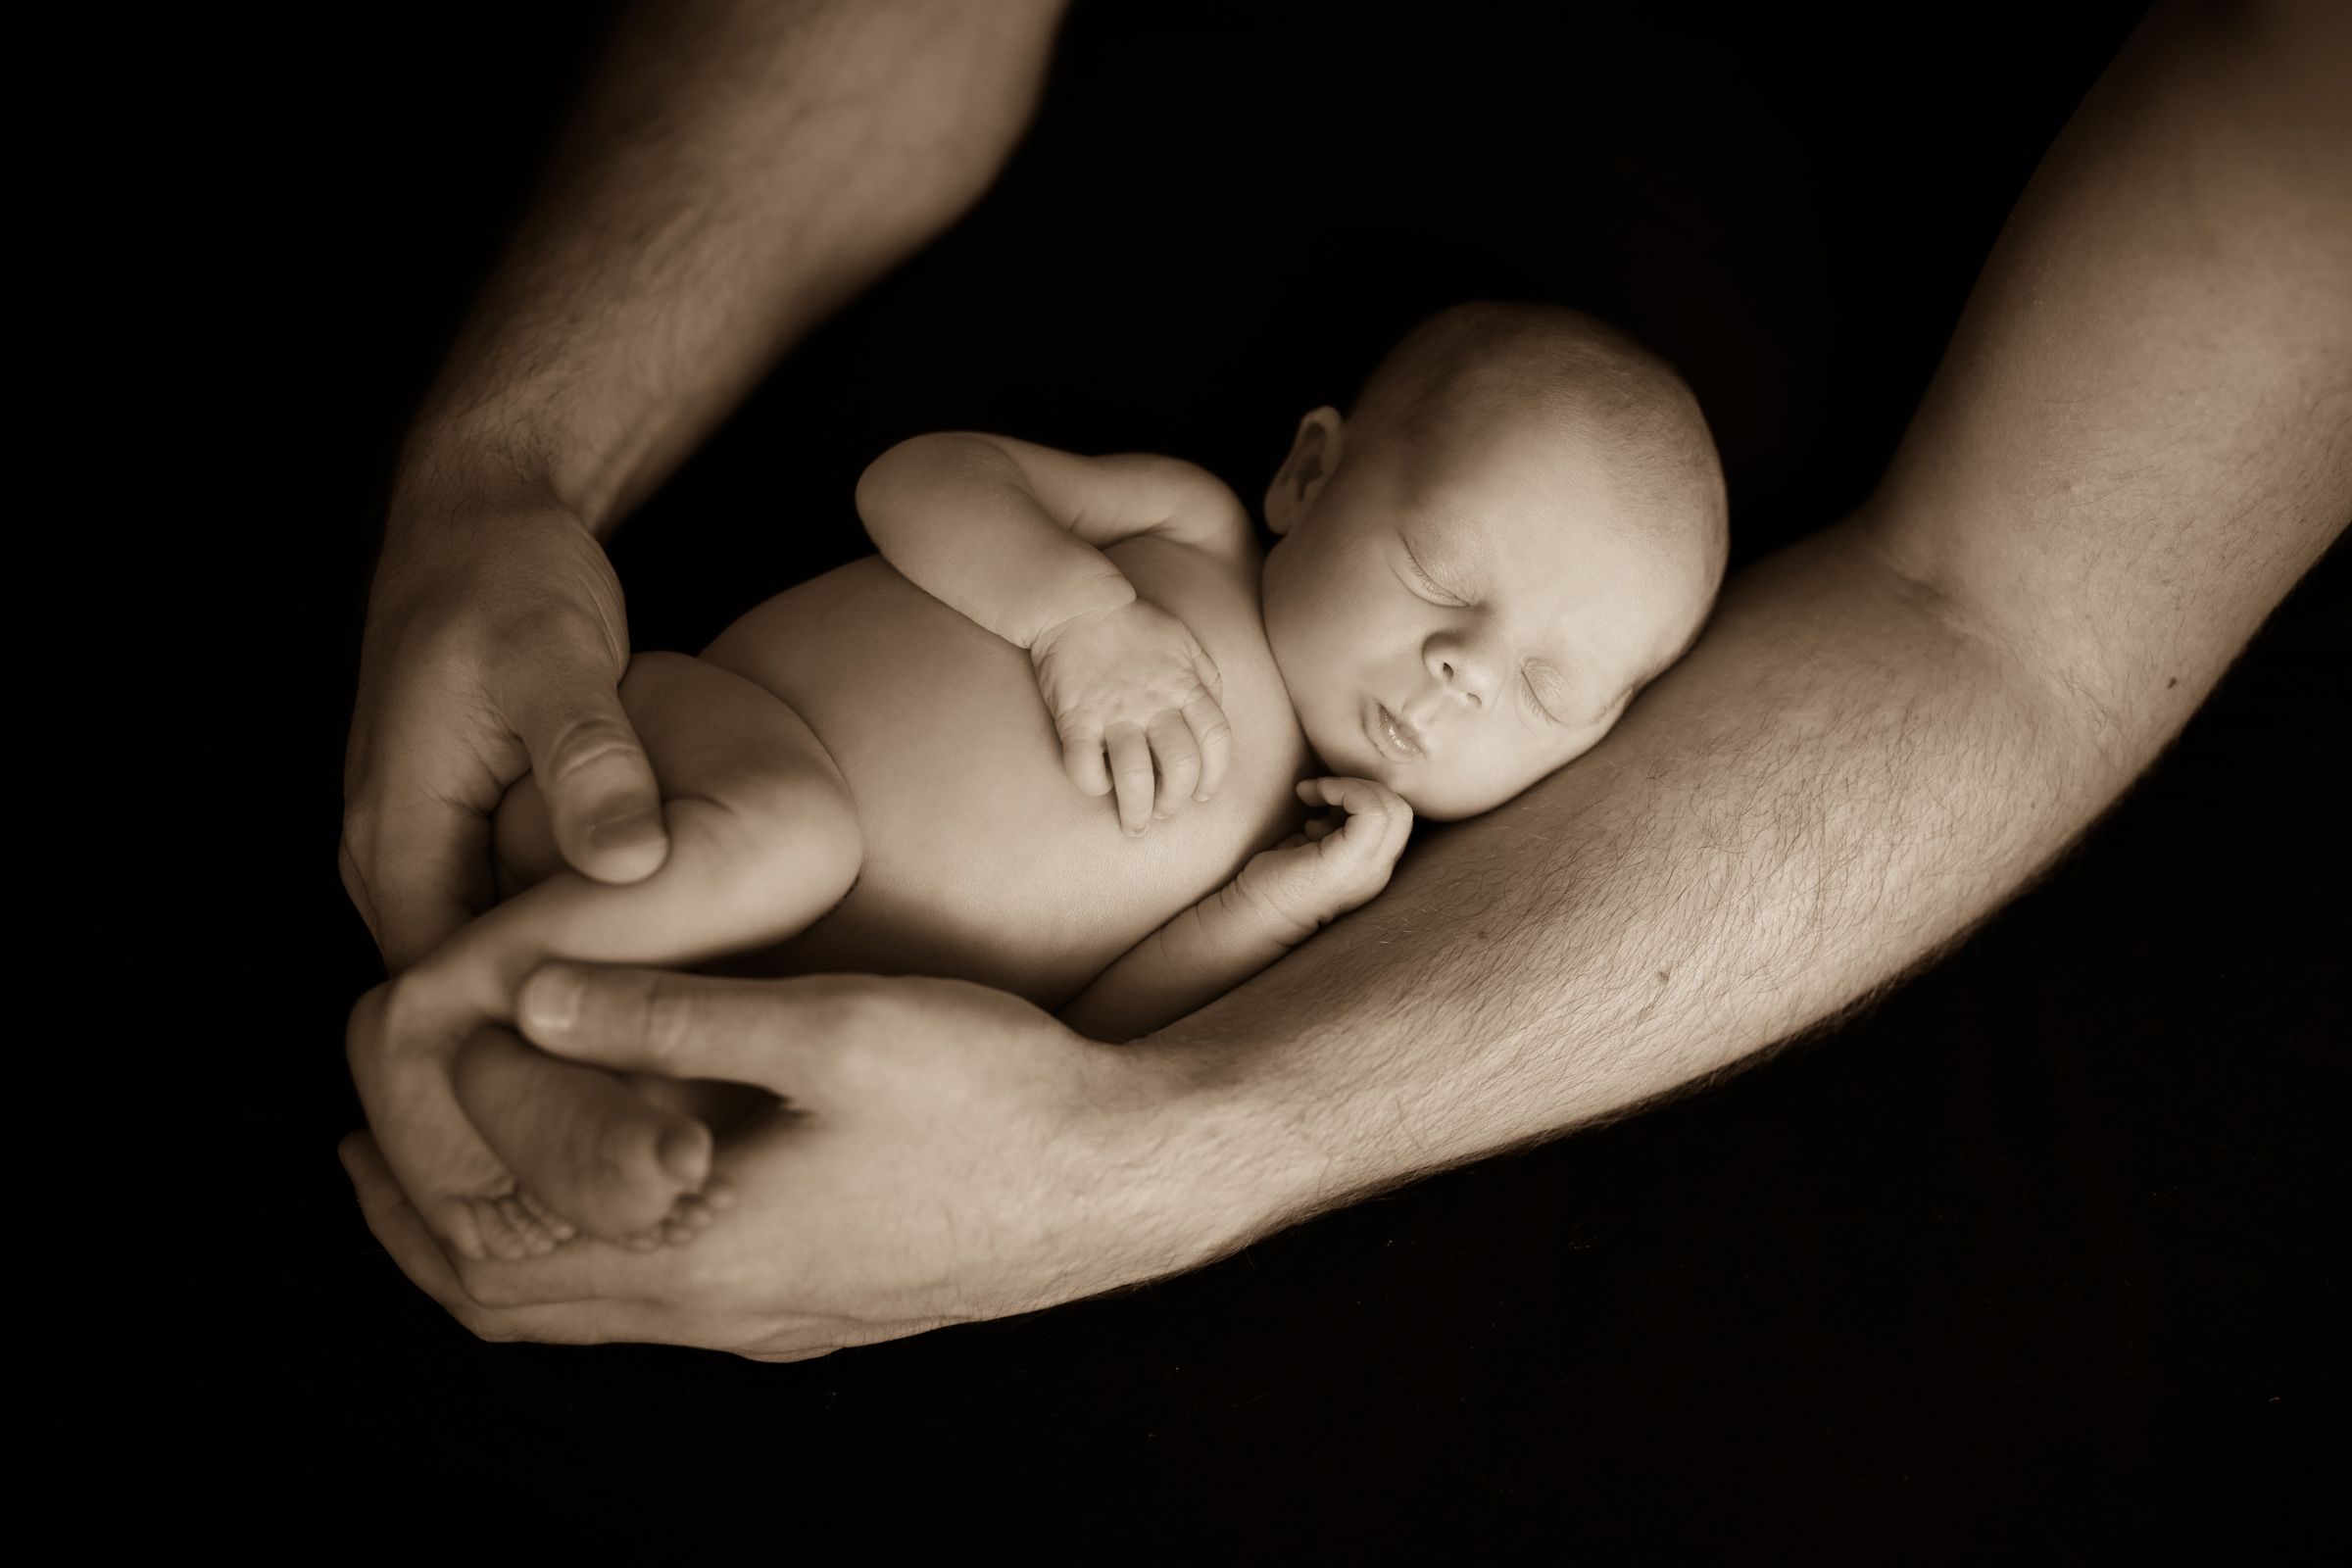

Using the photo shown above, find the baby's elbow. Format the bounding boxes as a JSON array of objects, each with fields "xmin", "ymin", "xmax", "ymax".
[{"xmin": 856, "ymin": 432, "xmax": 998, "ymax": 521}]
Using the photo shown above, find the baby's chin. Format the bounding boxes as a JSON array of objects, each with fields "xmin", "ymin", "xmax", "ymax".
[{"xmin": 1401, "ymin": 739, "xmax": 1616, "ymax": 821}]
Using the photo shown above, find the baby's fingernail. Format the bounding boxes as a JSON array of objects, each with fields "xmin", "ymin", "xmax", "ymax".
[
  {"xmin": 520, "ymin": 967, "xmax": 581, "ymax": 1036},
  {"xmin": 1195, "ymin": 792, "xmax": 1210, "ymax": 803},
  {"xmin": 1127, "ymin": 825, "xmax": 1145, "ymax": 838}
]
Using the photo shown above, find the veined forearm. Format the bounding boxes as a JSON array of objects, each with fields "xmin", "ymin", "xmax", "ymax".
[
  {"xmin": 394, "ymin": 0, "xmax": 1062, "ymax": 536},
  {"xmin": 1159, "ymin": 525, "xmax": 2108, "ymax": 1222}
]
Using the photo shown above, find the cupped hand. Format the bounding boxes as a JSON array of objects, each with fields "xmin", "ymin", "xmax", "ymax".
[
  {"xmin": 1229, "ymin": 776, "xmax": 1414, "ymax": 942},
  {"xmin": 342, "ymin": 494, "xmax": 670, "ymax": 972},
  {"xmin": 341, "ymin": 966, "xmax": 1265, "ymax": 1357},
  {"xmin": 1029, "ymin": 598, "xmax": 1232, "ymax": 835}
]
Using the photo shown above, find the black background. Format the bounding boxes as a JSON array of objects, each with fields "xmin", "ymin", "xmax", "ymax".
[{"xmin": 160, "ymin": 0, "xmax": 2344, "ymax": 1556}]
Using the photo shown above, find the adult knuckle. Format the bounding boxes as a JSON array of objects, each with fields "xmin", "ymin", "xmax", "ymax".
[
  {"xmin": 543, "ymin": 715, "xmax": 642, "ymax": 784},
  {"xmin": 460, "ymin": 1262, "xmax": 529, "ymax": 1310},
  {"xmin": 600, "ymin": 967, "xmax": 694, "ymax": 1063}
]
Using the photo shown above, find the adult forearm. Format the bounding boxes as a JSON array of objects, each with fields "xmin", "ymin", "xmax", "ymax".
[
  {"xmin": 394, "ymin": 0, "xmax": 1062, "ymax": 536},
  {"xmin": 1148, "ymin": 0, "xmax": 2352, "ymax": 1260},
  {"xmin": 1154, "ymin": 523, "xmax": 2103, "ymax": 1224}
]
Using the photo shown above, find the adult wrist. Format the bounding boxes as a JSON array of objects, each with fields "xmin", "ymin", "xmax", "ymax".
[
  {"xmin": 1105, "ymin": 1028, "xmax": 1329, "ymax": 1273},
  {"xmin": 387, "ymin": 416, "xmax": 580, "ymax": 540}
]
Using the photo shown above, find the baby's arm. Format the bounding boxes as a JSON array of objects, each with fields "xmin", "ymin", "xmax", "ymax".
[
  {"xmin": 858, "ymin": 433, "xmax": 1246, "ymax": 832},
  {"xmin": 858, "ymin": 432, "xmax": 1254, "ymax": 646},
  {"xmin": 1059, "ymin": 778, "xmax": 1414, "ymax": 1044}
]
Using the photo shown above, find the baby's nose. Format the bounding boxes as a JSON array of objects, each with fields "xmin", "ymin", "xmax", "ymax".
[
  {"xmin": 1438, "ymin": 659, "xmax": 1485, "ymax": 709},
  {"xmin": 1425, "ymin": 639, "xmax": 1501, "ymax": 710}
]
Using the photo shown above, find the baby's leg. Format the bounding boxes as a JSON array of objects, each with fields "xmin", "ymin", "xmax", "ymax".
[{"xmin": 371, "ymin": 651, "xmax": 862, "ymax": 1258}]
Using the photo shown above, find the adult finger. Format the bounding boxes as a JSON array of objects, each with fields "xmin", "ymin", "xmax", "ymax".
[
  {"xmin": 340, "ymin": 1132, "xmax": 672, "ymax": 1345},
  {"xmin": 1146, "ymin": 712, "xmax": 1200, "ymax": 818},
  {"xmin": 1060, "ymin": 723, "xmax": 1111, "ymax": 797},
  {"xmin": 1183, "ymin": 687, "xmax": 1232, "ymax": 804},
  {"xmin": 495, "ymin": 633, "xmax": 669, "ymax": 886},
  {"xmin": 341, "ymin": 791, "xmax": 491, "ymax": 975},
  {"xmin": 1103, "ymin": 723, "xmax": 1155, "ymax": 836},
  {"xmin": 514, "ymin": 963, "xmax": 872, "ymax": 1096}
]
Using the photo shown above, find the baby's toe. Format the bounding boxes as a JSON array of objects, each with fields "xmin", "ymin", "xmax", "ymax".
[
  {"xmin": 514, "ymin": 1188, "xmax": 577, "ymax": 1243},
  {"xmin": 497, "ymin": 1196, "xmax": 560, "ymax": 1255},
  {"xmin": 471, "ymin": 1199, "xmax": 531, "ymax": 1261}
]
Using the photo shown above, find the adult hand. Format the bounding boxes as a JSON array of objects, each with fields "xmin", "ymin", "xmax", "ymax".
[
  {"xmin": 341, "ymin": 968, "xmax": 1270, "ymax": 1356},
  {"xmin": 342, "ymin": 494, "xmax": 670, "ymax": 972}
]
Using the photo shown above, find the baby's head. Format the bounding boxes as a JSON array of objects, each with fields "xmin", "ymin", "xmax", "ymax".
[{"xmin": 1260, "ymin": 302, "xmax": 1728, "ymax": 819}]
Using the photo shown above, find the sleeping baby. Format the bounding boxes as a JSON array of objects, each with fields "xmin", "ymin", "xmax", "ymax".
[{"xmin": 346, "ymin": 301, "xmax": 1731, "ymax": 1260}]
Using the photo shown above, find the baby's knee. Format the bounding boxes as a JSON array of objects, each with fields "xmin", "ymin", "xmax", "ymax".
[{"xmin": 744, "ymin": 764, "xmax": 863, "ymax": 905}]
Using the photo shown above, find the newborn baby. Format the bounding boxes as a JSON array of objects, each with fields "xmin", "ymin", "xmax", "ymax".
[{"xmin": 347, "ymin": 301, "xmax": 1730, "ymax": 1260}]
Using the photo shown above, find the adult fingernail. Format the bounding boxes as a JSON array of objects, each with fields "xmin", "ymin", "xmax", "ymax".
[
  {"xmin": 521, "ymin": 966, "xmax": 581, "ymax": 1036},
  {"xmin": 591, "ymin": 808, "xmax": 662, "ymax": 854}
]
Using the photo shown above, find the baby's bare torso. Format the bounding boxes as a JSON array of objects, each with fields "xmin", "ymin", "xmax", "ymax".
[{"xmin": 697, "ymin": 534, "xmax": 1311, "ymax": 1009}]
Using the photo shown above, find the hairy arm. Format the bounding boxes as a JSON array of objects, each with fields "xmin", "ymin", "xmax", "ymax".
[
  {"xmin": 344, "ymin": 0, "xmax": 1064, "ymax": 967},
  {"xmin": 1154, "ymin": 0, "xmax": 2351, "ymax": 1231},
  {"xmin": 401, "ymin": 0, "xmax": 1067, "ymax": 531},
  {"xmin": 340, "ymin": 0, "xmax": 2350, "ymax": 1359}
]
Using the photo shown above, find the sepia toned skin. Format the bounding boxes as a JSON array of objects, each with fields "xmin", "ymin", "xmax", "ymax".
[
  {"xmin": 340, "ymin": 0, "xmax": 2349, "ymax": 1355},
  {"xmin": 348, "ymin": 346, "xmax": 1717, "ymax": 1260},
  {"xmin": 1260, "ymin": 407, "xmax": 1719, "ymax": 822}
]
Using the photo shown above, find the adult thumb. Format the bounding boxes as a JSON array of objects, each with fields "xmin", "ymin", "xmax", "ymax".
[{"xmin": 504, "ymin": 641, "xmax": 668, "ymax": 884}]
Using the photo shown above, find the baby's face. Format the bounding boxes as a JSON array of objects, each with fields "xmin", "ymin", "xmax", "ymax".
[{"xmin": 1261, "ymin": 418, "xmax": 1706, "ymax": 820}]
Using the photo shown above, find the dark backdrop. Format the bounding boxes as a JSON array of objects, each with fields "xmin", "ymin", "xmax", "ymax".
[{"xmin": 172, "ymin": 1, "xmax": 2343, "ymax": 1556}]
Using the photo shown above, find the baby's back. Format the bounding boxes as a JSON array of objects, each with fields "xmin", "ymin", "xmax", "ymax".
[{"xmin": 699, "ymin": 535, "xmax": 1309, "ymax": 1008}]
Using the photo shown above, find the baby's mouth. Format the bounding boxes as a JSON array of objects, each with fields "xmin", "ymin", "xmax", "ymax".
[{"xmin": 1366, "ymin": 700, "xmax": 1426, "ymax": 763}]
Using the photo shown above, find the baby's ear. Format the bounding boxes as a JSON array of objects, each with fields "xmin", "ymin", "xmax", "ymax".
[{"xmin": 1264, "ymin": 407, "xmax": 1345, "ymax": 535}]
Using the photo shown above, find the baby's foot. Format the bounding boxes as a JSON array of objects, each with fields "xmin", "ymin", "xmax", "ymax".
[
  {"xmin": 452, "ymin": 1027, "xmax": 720, "ymax": 1245},
  {"xmin": 610, "ymin": 1182, "xmax": 739, "ymax": 1251}
]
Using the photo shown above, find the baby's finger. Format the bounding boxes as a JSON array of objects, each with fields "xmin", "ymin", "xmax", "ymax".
[
  {"xmin": 1192, "ymin": 645, "xmax": 1225, "ymax": 708},
  {"xmin": 1184, "ymin": 687, "xmax": 1232, "ymax": 803},
  {"xmin": 1147, "ymin": 712, "xmax": 1200, "ymax": 818},
  {"xmin": 1104, "ymin": 723, "xmax": 1156, "ymax": 837},
  {"xmin": 1297, "ymin": 778, "xmax": 1409, "ymax": 853},
  {"xmin": 1061, "ymin": 724, "xmax": 1111, "ymax": 798}
]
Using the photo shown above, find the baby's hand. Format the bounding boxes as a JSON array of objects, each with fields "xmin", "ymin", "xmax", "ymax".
[
  {"xmin": 1229, "ymin": 776, "xmax": 1414, "ymax": 942},
  {"xmin": 1030, "ymin": 599, "xmax": 1233, "ymax": 835}
]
